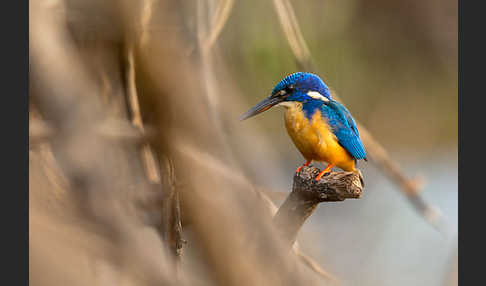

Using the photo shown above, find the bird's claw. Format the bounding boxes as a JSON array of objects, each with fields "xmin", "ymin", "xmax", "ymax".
[
  {"xmin": 315, "ymin": 164, "xmax": 335, "ymax": 181},
  {"xmin": 296, "ymin": 160, "xmax": 312, "ymax": 174},
  {"xmin": 314, "ymin": 170, "xmax": 330, "ymax": 181}
]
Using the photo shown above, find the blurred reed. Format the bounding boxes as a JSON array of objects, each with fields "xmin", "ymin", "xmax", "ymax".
[
  {"xmin": 29, "ymin": 0, "xmax": 455, "ymax": 285},
  {"xmin": 29, "ymin": 0, "xmax": 335, "ymax": 285}
]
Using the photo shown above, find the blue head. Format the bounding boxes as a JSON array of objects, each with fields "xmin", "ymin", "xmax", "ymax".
[{"xmin": 240, "ymin": 72, "xmax": 332, "ymax": 120}]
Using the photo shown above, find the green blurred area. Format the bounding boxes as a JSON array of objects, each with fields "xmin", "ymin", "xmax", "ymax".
[{"xmin": 219, "ymin": 0, "xmax": 457, "ymax": 152}]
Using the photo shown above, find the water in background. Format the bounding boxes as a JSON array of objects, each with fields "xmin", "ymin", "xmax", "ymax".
[{"xmin": 293, "ymin": 151, "xmax": 458, "ymax": 286}]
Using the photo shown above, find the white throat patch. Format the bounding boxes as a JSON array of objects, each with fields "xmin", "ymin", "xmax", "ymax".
[
  {"xmin": 307, "ymin": 91, "xmax": 329, "ymax": 102},
  {"xmin": 277, "ymin": 101, "xmax": 301, "ymax": 108}
]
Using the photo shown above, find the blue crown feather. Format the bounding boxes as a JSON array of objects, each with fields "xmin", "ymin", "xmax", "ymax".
[{"xmin": 272, "ymin": 72, "xmax": 332, "ymax": 99}]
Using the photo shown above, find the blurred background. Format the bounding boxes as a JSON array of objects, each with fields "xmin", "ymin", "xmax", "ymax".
[
  {"xmin": 227, "ymin": 0, "xmax": 457, "ymax": 153},
  {"xmin": 228, "ymin": 1, "xmax": 458, "ymax": 285},
  {"xmin": 29, "ymin": 0, "xmax": 457, "ymax": 285}
]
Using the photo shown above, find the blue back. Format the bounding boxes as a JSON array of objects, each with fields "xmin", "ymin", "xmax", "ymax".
[{"xmin": 320, "ymin": 101, "xmax": 367, "ymax": 160}]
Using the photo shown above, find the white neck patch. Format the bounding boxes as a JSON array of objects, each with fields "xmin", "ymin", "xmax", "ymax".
[
  {"xmin": 307, "ymin": 91, "xmax": 329, "ymax": 102},
  {"xmin": 277, "ymin": 101, "xmax": 300, "ymax": 108}
]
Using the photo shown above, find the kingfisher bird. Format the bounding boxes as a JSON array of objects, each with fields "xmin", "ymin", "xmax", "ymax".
[{"xmin": 240, "ymin": 72, "xmax": 367, "ymax": 181}]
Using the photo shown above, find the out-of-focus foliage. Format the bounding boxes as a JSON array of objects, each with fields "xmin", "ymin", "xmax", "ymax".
[
  {"xmin": 29, "ymin": 0, "xmax": 457, "ymax": 286},
  {"xmin": 220, "ymin": 0, "xmax": 457, "ymax": 152}
]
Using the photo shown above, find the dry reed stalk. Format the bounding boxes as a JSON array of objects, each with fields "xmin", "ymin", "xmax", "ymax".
[
  {"xmin": 139, "ymin": 0, "xmax": 156, "ymax": 47},
  {"xmin": 125, "ymin": 47, "xmax": 162, "ymax": 184},
  {"xmin": 272, "ymin": 0, "xmax": 314, "ymax": 71},
  {"xmin": 125, "ymin": 45, "xmax": 185, "ymax": 264},
  {"xmin": 124, "ymin": 0, "xmax": 186, "ymax": 263},
  {"xmin": 196, "ymin": 0, "xmax": 244, "ymax": 171},
  {"xmin": 30, "ymin": 1, "xmax": 178, "ymax": 284},
  {"xmin": 202, "ymin": 0, "xmax": 235, "ymax": 53}
]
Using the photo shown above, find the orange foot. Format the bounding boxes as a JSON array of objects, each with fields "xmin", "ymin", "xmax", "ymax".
[
  {"xmin": 296, "ymin": 160, "xmax": 312, "ymax": 173},
  {"xmin": 315, "ymin": 164, "xmax": 335, "ymax": 181}
]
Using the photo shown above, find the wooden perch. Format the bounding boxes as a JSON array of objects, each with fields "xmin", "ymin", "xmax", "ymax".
[{"xmin": 273, "ymin": 166, "xmax": 363, "ymax": 246}]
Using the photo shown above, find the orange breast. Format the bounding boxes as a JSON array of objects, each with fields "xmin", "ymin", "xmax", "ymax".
[{"xmin": 283, "ymin": 104, "xmax": 356, "ymax": 171}]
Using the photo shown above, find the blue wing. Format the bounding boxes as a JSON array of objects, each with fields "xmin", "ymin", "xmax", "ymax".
[{"xmin": 322, "ymin": 101, "xmax": 367, "ymax": 160}]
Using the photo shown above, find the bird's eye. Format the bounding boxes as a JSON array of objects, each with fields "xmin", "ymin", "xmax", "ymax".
[
  {"xmin": 272, "ymin": 86, "xmax": 293, "ymax": 98},
  {"xmin": 286, "ymin": 85, "xmax": 295, "ymax": 92}
]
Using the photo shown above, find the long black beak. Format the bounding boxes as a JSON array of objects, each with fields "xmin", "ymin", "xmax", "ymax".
[{"xmin": 240, "ymin": 96, "xmax": 283, "ymax": 121}]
